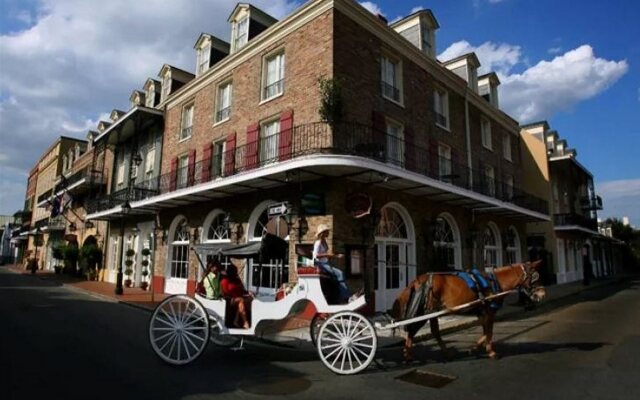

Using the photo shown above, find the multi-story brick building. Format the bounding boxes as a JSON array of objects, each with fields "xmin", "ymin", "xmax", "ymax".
[
  {"xmin": 522, "ymin": 121, "xmax": 617, "ymax": 284},
  {"xmin": 86, "ymin": 0, "xmax": 549, "ymax": 311}
]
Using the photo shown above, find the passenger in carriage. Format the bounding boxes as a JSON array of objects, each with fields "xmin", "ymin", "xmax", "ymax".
[
  {"xmin": 203, "ymin": 260, "xmax": 222, "ymax": 300},
  {"xmin": 221, "ymin": 264, "xmax": 253, "ymax": 329},
  {"xmin": 313, "ymin": 224, "xmax": 352, "ymax": 303}
]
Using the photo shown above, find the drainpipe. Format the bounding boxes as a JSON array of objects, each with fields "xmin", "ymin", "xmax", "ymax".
[{"xmin": 464, "ymin": 91, "xmax": 473, "ymax": 189}]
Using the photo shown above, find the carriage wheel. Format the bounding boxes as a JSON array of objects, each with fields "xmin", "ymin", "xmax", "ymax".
[
  {"xmin": 310, "ymin": 313, "xmax": 329, "ymax": 348},
  {"xmin": 149, "ymin": 295, "xmax": 210, "ymax": 365},
  {"xmin": 317, "ymin": 311, "xmax": 377, "ymax": 375},
  {"xmin": 210, "ymin": 319, "xmax": 241, "ymax": 348}
]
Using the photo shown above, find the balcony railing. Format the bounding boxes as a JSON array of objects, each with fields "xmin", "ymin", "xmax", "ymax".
[
  {"xmin": 180, "ymin": 126, "xmax": 193, "ymax": 140},
  {"xmin": 87, "ymin": 121, "xmax": 549, "ymax": 216},
  {"xmin": 580, "ymin": 195, "xmax": 603, "ymax": 211},
  {"xmin": 553, "ymin": 213, "xmax": 598, "ymax": 231},
  {"xmin": 435, "ymin": 112, "xmax": 448, "ymax": 128},
  {"xmin": 216, "ymin": 107, "xmax": 231, "ymax": 122},
  {"xmin": 54, "ymin": 168, "xmax": 105, "ymax": 193},
  {"xmin": 263, "ymin": 79, "xmax": 284, "ymax": 99}
]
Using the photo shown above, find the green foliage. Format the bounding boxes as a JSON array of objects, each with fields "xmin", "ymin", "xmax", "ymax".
[
  {"xmin": 317, "ymin": 76, "xmax": 344, "ymax": 124},
  {"xmin": 141, "ymin": 269, "xmax": 149, "ymax": 277},
  {"xmin": 63, "ymin": 245, "xmax": 79, "ymax": 262},
  {"xmin": 125, "ymin": 268, "xmax": 133, "ymax": 276},
  {"xmin": 124, "ymin": 259, "xmax": 134, "ymax": 267},
  {"xmin": 141, "ymin": 248, "xmax": 151, "ymax": 257},
  {"xmin": 141, "ymin": 259, "xmax": 149, "ymax": 267},
  {"xmin": 125, "ymin": 248, "xmax": 136, "ymax": 257},
  {"xmin": 52, "ymin": 245, "xmax": 65, "ymax": 261}
]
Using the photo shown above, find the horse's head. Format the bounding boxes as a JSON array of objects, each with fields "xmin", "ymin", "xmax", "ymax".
[{"xmin": 517, "ymin": 260, "xmax": 546, "ymax": 304}]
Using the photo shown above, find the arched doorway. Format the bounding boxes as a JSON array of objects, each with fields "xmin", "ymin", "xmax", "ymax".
[
  {"xmin": 200, "ymin": 208, "xmax": 231, "ymax": 281},
  {"xmin": 374, "ymin": 203, "xmax": 416, "ymax": 311},
  {"xmin": 482, "ymin": 222, "xmax": 502, "ymax": 271},
  {"xmin": 432, "ymin": 212, "xmax": 462, "ymax": 270},
  {"xmin": 247, "ymin": 200, "xmax": 289, "ymax": 295},
  {"xmin": 165, "ymin": 215, "xmax": 190, "ymax": 294}
]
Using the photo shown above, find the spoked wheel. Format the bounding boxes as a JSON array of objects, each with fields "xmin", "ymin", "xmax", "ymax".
[
  {"xmin": 310, "ymin": 313, "xmax": 329, "ymax": 348},
  {"xmin": 210, "ymin": 319, "xmax": 241, "ymax": 348},
  {"xmin": 149, "ymin": 295, "xmax": 210, "ymax": 365},
  {"xmin": 317, "ymin": 311, "xmax": 377, "ymax": 375}
]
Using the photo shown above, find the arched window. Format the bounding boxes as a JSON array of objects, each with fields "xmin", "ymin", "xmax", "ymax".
[
  {"xmin": 432, "ymin": 213, "xmax": 461, "ymax": 270},
  {"xmin": 505, "ymin": 226, "xmax": 521, "ymax": 264},
  {"xmin": 247, "ymin": 201, "xmax": 289, "ymax": 293},
  {"xmin": 169, "ymin": 217, "xmax": 190, "ymax": 280},
  {"xmin": 483, "ymin": 222, "xmax": 502, "ymax": 270},
  {"xmin": 202, "ymin": 209, "xmax": 229, "ymax": 242},
  {"xmin": 375, "ymin": 206, "xmax": 408, "ymax": 239}
]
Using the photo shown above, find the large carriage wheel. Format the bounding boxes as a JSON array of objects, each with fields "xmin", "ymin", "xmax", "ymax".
[
  {"xmin": 310, "ymin": 313, "xmax": 329, "ymax": 348},
  {"xmin": 317, "ymin": 311, "xmax": 377, "ymax": 375},
  {"xmin": 149, "ymin": 295, "xmax": 210, "ymax": 365}
]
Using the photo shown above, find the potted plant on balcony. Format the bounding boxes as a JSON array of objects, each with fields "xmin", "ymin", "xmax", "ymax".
[
  {"xmin": 317, "ymin": 76, "xmax": 344, "ymax": 125},
  {"xmin": 62, "ymin": 245, "xmax": 79, "ymax": 275},
  {"xmin": 139, "ymin": 248, "xmax": 151, "ymax": 290},
  {"xmin": 124, "ymin": 248, "xmax": 135, "ymax": 287}
]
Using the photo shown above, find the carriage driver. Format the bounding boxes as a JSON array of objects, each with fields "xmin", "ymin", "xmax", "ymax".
[{"xmin": 312, "ymin": 224, "xmax": 353, "ymax": 302}]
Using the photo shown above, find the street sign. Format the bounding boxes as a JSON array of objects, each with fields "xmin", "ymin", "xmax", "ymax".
[{"xmin": 268, "ymin": 202, "xmax": 290, "ymax": 217}]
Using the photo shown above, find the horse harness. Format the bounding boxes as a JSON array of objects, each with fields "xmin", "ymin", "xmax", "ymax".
[
  {"xmin": 517, "ymin": 263, "xmax": 541, "ymax": 299},
  {"xmin": 404, "ymin": 274, "xmax": 435, "ymax": 321}
]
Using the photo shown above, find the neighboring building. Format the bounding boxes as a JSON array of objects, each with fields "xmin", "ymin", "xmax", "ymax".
[
  {"xmin": 86, "ymin": 0, "xmax": 549, "ymax": 312},
  {"xmin": 522, "ymin": 121, "xmax": 618, "ymax": 284},
  {"xmin": 27, "ymin": 136, "xmax": 86, "ymax": 269},
  {"xmin": 0, "ymin": 215, "xmax": 15, "ymax": 264}
]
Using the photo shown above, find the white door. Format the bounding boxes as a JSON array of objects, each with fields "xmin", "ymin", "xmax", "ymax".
[
  {"xmin": 375, "ymin": 241, "xmax": 408, "ymax": 311},
  {"xmin": 165, "ymin": 218, "xmax": 189, "ymax": 295}
]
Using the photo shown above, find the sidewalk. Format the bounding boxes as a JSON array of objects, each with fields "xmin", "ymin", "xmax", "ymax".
[{"xmin": 2, "ymin": 263, "xmax": 631, "ymax": 348}]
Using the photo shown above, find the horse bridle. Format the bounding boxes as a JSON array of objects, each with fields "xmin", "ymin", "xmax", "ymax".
[{"xmin": 517, "ymin": 263, "xmax": 542, "ymax": 301}]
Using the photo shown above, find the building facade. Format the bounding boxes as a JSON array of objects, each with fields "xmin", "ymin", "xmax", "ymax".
[{"xmin": 84, "ymin": 0, "xmax": 549, "ymax": 311}]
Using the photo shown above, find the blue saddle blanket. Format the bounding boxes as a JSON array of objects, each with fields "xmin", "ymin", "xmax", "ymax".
[{"xmin": 456, "ymin": 269, "xmax": 500, "ymax": 293}]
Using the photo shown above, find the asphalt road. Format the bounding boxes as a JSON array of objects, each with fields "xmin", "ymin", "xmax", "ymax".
[{"xmin": 1, "ymin": 268, "xmax": 639, "ymax": 400}]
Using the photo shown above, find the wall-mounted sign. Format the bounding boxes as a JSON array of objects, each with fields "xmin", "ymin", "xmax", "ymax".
[
  {"xmin": 268, "ymin": 202, "xmax": 291, "ymax": 217},
  {"xmin": 301, "ymin": 193, "xmax": 325, "ymax": 216},
  {"xmin": 345, "ymin": 193, "xmax": 372, "ymax": 219}
]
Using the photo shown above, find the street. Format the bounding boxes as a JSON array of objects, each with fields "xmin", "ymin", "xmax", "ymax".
[{"xmin": 1, "ymin": 268, "xmax": 639, "ymax": 400}]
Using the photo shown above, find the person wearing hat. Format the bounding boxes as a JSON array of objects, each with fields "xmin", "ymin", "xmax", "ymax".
[{"xmin": 313, "ymin": 224, "xmax": 350, "ymax": 302}]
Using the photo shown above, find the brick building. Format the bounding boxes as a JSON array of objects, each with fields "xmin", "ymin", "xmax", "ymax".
[{"xmin": 86, "ymin": 0, "xmax": 549, "ymax": 311}]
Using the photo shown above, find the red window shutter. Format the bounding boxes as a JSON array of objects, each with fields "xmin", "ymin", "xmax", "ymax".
[
  {"xmin": 224, "ymin": 132, "xmax": 236, "ymax": 176},
  {"xmin": 372, "ymin": 111, "xmax": 386, "ymax": 160},
  {"xmin": 404, "ymin": 125, "xmax": 415, "ymax": 171},
  {"xmin": 245, "ymin": 123, "xmax": 260, "ymax": 170},
  {"xmin": 278, "ymin": 110, "xmax": 294, "ymax": 161},
  {"xmin": 170, "ymin": 157, "xmax": 178, "ymax": 191},
  {"xmin": 187, "ymin": 149, "xmax": 196, "ymax": 186},
  {"xmin": 201, "ymin": 143, "xmax": 213, "ymax": 182}
]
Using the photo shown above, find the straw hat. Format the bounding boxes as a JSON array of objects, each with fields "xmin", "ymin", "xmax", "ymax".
[{"xmin": 315, "ymin": 224, "xmax": 330, "ymax": 238}]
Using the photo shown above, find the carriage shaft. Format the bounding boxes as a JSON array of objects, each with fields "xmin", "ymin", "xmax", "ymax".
[{"xmin": 375, "ymin": 290, "xmax": 515, "ymax": 330}]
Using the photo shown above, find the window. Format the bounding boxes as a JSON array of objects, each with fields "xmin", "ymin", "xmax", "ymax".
[
  {"xmin": 177, "ymin": 155, "xmax": 188, "ymax": 189},
  {"xmin": 215, "ymin": 81, "xmax": 232, "ymax": 123},
  {"xmin": 381, "ymin": 56, "xmax": 402, "ymax": 103},
  {"xmin": 262, "ymin": 52, "xmax": 285, "ymax": 100},
  {"xmin": 505, "ymin": 226, "xmax": 521, "ymax": 264},
  {"xmin": 433, "ymin": 88, "xmax": 449, "ymax": 129},
  {"xmin": 145, "ymin": 148, "xmax": 155, "ymax": 176},
  {"xmin": 503, "ymin": 133, "xmax": 512, "ymax": 161},
  {"xmin": 234, "ymin": 17, "xmax": 249, "ymax": 51},
  {"xmin": 180, "ymin": 104, "xmax": 194, "ymax": 140},
  {"xmin": 483, "ymin": 224, "xmax": 501, "ymax": 270},
  {"xmin": 170, "ymin": 218, "xmax": 190, "ymax": 280},
  {"xmin": 204, "ymin": 211, "xmax": 229, "ymax": 242},
  {"xmin": 481, "ymin": 118, "xmax": 492, "ymax": 150},
  {"xmin": 116, "ymin": 163, "xmax": 125, "ymax": 185},
  {"xmin": 484, "ymin": 165, "xmax": 495, "ymax": 197},
  {"xmin": 260, "ymin": 120, "xmax": 280, "ymax": 163},
  {"xmin": 385, "ymin": 118, "xmax": 404, "ymax": 166},
  {"xmin": 433, "ymin": 215, "xmax": 461, "ymax": 270},
  {"xmin": 197, "ymin": 43, "xmax": 211, "ymax": 76},
  {"xmin": 438, "ymin": 144, "xmax": 452, "ymax": 181},
  {"xmin": 504, "ymin": 174, "xmax": 514, "ymax": 201},
  {"xmin": 212, "ymin": 140, "xmax": 226, "ymax": 178},
  {"xmin": 162, "ymin": 74, "xmax": 171, "ymax": 102}
]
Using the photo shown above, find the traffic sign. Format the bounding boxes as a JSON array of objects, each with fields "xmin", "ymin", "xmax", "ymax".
[{"xmin": 268, "ymin": 202, "xmax": 290, "ymax": 217}]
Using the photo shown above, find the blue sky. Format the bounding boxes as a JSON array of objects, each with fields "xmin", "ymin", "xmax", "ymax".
[{"xmin": 0, "ymin": 0, "xmax": 638, "ymax": 225}]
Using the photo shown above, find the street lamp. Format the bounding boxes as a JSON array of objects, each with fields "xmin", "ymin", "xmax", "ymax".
[{"xmin": 115, "ymin": 201, "xmax": 131, "ymax": 295}]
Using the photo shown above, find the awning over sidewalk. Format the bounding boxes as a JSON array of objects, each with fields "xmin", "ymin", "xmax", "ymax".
[{"xmin": 192, "ymin": 234, "xmax": 288, "ymax": 260}]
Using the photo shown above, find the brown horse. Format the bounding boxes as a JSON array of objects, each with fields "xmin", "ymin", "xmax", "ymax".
[{"xmin": 391, "ymin": 261, "xmax": 545, "ymax": 362}]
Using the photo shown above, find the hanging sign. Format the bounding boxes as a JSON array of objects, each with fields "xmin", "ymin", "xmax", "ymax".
[{"xmin": 345, "ymin": 193, "xmax": 372, "ymax": 219}]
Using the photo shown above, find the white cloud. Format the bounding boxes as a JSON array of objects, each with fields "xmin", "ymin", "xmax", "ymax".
[
  {"xmin": 439, "ymin": 42, "xmax": 628, "ymax": 122},
  {"xmin": 359, "ymin": 1, "xmax": 385, "ymax": 16},
  {"xmin": 410, "ymin": 6, "xmax": 425, "ymax": 14},
  {"xmin": 598, "ymin": 179, "xmax": 640, "ymax": 227},
  {"xmin": 488, "ymin": 0, "xmax": 505, "ymax": 3},
  {"xmin": 548, "ymin": 47, "xmax": 562, "ymax": 54},
  {"xmin": 0, "ymin": 0, "xmax": 297, "ymax": 214}
]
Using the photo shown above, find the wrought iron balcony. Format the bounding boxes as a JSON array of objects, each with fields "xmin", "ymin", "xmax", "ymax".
[
  {"xmin": 580, "ymin": 195, "xmax": 603, "ymax": 211},
  {"xmin": 54, "ymin": 168, "xmax": 106, "ymax": 194},
  {"xmin": 86, "ymin": 121, "xmax": 549, "ymax": 216},
  {"xmin": 553, "ymin": 213, "xmax": 598, "ymax": 231}
]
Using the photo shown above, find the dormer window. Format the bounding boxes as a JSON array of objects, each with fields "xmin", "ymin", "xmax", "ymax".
[
  {"xmin": 162, "ymin": 73, "xmax": 171, "ymax": 102},
  {"xmin": 197, "ymin": 42, "xmax": 211, "ymax": 76},
  {"xmin": 391, "ymin": 10, "xmax": 439, "ymax": 59},
  {"xmin": 234, "ymin": 17, "xmax": 249, "ymax": 51},
  {"xmin": 146, "ymin": 85, "xmax": 155, "ymax": 107}
]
